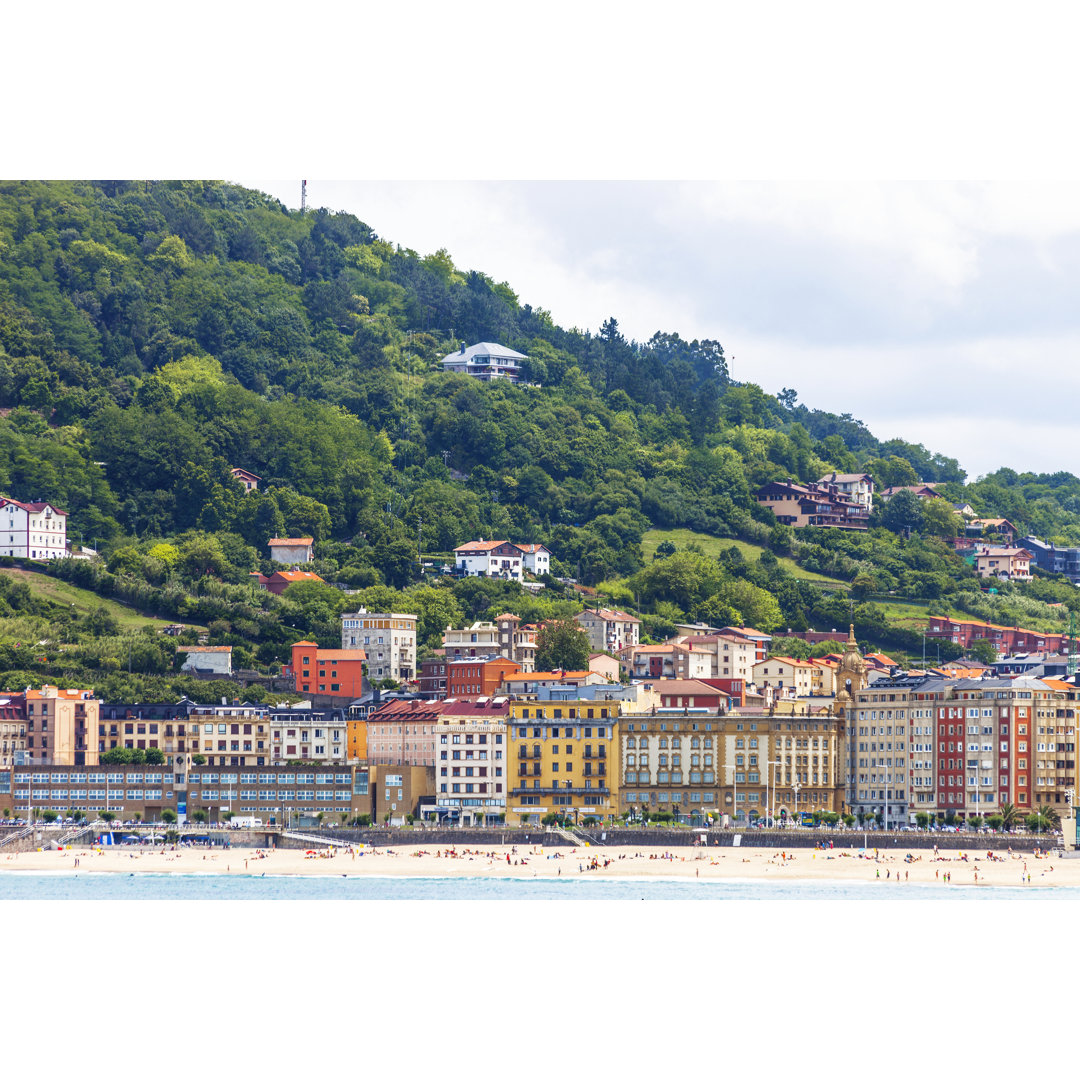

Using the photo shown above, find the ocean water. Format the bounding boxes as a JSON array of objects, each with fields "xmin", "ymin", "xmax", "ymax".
[{"xmin": 0, "ymin": 873, "xmax": 1070, "ymax": 901}]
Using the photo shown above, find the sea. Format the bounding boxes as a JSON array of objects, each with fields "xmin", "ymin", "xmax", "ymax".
[{"xmin": 0, "ymin": 873, "xmax": 1070, "ymax": 900}]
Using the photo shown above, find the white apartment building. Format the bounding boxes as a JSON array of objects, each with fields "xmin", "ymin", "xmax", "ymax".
[
  {"xmin": 576, "ymin": 608, "xmax": 641, "ymax": 655},
  {"xmin": 0, "ymin": 498, "xmax": 67, "ymax": 559},
  {"xmin": 341, "ymin": 609, "xmax": 417, "ymax": 682},
  {"xmin": 269, "ymin": 708, "xmax": 348, "ymax": 763},
  {"xmin": 432, "ymin": 703, "xmax": 508, "ymax": 823}
]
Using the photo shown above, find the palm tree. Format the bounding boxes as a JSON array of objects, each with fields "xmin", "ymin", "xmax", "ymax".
[
  {"xmin": 997, "ymin": 802, "xmax": 1019, "ymax": 832},
  {"xmin": 1035, "ymin": 804, "xmax": 1061, "ymax": 830}
]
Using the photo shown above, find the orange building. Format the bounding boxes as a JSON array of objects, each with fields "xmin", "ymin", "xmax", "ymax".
[
  {"xmin": 286, "ymin": 641, "xmax": 367, "ymax": 699},
  {"xmin": 446, "ymin": 656, "xmax": 521, "ymax": 698},
  {"xmin": 347, "ymin": 717, "xmax": 369, "ymax": 761}
]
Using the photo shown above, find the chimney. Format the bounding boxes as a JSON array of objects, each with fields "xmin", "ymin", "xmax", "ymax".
[{"xmin": 460, "ymin": 343, "xmax": 465, "ymax": 354}]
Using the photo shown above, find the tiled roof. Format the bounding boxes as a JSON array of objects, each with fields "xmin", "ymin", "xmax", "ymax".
[
  {"xmin": 454, "ymin": 540, "xmax": 511, "ymax": 552},
  {"xmin": 441, "ymin": 342, "xmax": 528, "ymax": 364},
  {"xmin": 177, "ymin": 645, "xmax": 233, "ymax": 654},
  {"xmin": 274, "ymin": 570, "xmax": 324, "ymax": 583},
  {"xmin": 577, "ymin": 608, "xmax": 640, "ymax": 624},
  {"xmin": 0, "ymin": 498, "xmax": 67, "ymax": 515},
  {"xmin": 307, "ymin": 649, "xmax": 367, "ymax": 661},
  {"xmin": 655, "ymin": 679, "xmax": 731, "ymax": 696},
  {"xmin": 268, "ymin": 537, "xmax": 313, "ymax": 546}
]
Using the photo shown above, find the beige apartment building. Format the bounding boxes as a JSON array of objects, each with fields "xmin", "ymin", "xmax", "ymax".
[
  {"xmin": 341, "ymin": 609, "xmax": 417, "ymax": 682},
  {"xmin": 576, "ymin": 608, "xmax": 640, "ymax": 655},
  {"xmin": 752, "ymin": 657, "xmax": 817, "ymax": 698},
  {"xmin": 849, "ymin": 678, "xmax": 916, "ymax": 827},
  {"xmin": 25, "ymin": 687, "xmax": 100, "ymax": 767}
]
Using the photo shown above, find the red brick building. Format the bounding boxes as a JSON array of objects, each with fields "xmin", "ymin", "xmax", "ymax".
[
  {"xmin": 446, "ymin": 656, "xmax": 521, "ymax": 698},
  {"xmin": 924, "ymin": 616, "xmax": 1066, "ymax": 655}
]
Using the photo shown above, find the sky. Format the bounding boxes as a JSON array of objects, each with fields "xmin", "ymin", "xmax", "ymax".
[
  {"xmin": 11, "ymin": 3, "xmax": 1080, "ymax": 482},
  {"xmin": 252, "ymin": 179, "xmax": 1080, "ymax": 480}
]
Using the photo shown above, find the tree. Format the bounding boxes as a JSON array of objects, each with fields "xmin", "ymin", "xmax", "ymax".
[
  {"xmin": 985, "ymin": 813, "xmax": 1003, "ymax": 832},
  {"xmin": 192, "ymin": 753, "xmax": 207, "ymax": 766},
  {"xmin": 99, "ymin": 811, "xmax": 115, "ymax": 823},
  {"xmin": 850, "ymin": 574, "xmax": 877, "ymax": 602},
  {"xmin": 914, "ymin": 811, "xmax": 930, "ymax": 830},
  {"xmin": 998, "ymin": 802, "xmax": 1019, "ymax": 831},
  {"xmin": 968, "ymin": 815, "xmax": 983, "ymax": 831},
  {"xmin": 1035, "ymin": 803, "xmax": 1061, "ymax": 830},
  {"xmin": 880, "ymin": 489, "xmax": 925, "ymax": 534},
  {"xmin": 161, "ymin": 808, "xmax": 177, "ymax": 824},
  {"xmin": 920, "ymin": 496, "xmax": 959, "ymax": 538},
  {"xmin": 535, "ymin": 618, "xmax": 591, "ymax": 671},
  {"xmin": 192, "ymin": 810, "xmax": 207, "ymax": 824},
  {"xmin": 968, "ymin": 638, "xmax": 998, "ymax": 666},
  {"xmin": 40, "ymin": 809, "xmax": 58, "ymax": 823}
]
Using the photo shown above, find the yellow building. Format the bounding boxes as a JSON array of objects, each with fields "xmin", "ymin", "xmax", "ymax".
[{"xmin": 506, "ymin": 700, "xmax": 620, "ymax": 825}]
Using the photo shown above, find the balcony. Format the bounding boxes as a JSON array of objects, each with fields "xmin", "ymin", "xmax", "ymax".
[{"xmin": 510, "ymin": 785, "xmax": 609, "ymax": 796}]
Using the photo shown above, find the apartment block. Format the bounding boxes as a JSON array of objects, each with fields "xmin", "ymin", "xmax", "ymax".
[
  {"xmin": 268, "ymin": 706, "xmax": 349, "ymax": 763},
  {"xmin": 432, "ymin": 699, "xmax": 509, "ymax": 823},
  {"xmin": 25, "ymin": 687, "xmax": 99, "ymax": 767},
  {"xmin": 575, "ymin": 608, "xmax": 640, "ymax": 655},
  {"xmin": 506, "ymin": 699, "xmax": 619, "ymax": 824},
  {"xmin": 341, "ymin": 609, "xmax": 417, "ymax": 682}
]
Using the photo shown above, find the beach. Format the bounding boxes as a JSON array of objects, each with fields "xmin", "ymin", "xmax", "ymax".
[{"xmin": 0, "ymin": 841, "xmax": 1068, "ymax": 887}]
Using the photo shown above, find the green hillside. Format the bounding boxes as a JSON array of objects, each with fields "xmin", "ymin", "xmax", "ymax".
[
  {"xmin": 0, "ymin": 180, "xmax": 1080, "ymax": 691},
  {"xmin": 641, "ymin": 528, "xmax": 850, "ymax": 588}
]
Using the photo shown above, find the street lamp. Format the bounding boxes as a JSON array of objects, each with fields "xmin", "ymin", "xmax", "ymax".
[
  {"xmin": 765, "ymin": 760, "xmax": 782, "ymax": 828},
  {"xmin": 719, "ymin": 763, "xmax": 739, "ymax": 827},
  {"xmin": 791, "ymin": 778, "xmax": 802, "ymax": 827}
]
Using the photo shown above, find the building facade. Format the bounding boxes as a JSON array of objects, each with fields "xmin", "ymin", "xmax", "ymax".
[
  {"xmin": 446, "ymin": 656, "xmax": 521, "ymax": 699},
  {"xmin": 341, "ymin": 609, "xmax": 417, "ymax": 682},
  {"xmin": 268, "ymin": 706, "xmax": 349, "ymax": 763},
  {"xmin": 0, "ymin": 498, "xmax": 68, "ymax": 559},
  {"xmin": 575, "ymin": 608, "xmax": 641, "ymax": 655},
  {"xmin": 440, "ymin": 341, "xmax": 527, "ymax": 382},
  {"xmin": 506, "ymin": 699, "xmax": 619, "ymax": 824},
  {"xmin": 285, "ymin": 641, "xmax": 368, "ymax": 700},
  {"xmin": 453, "ymin": 541, "xmax": 526, "ymax": 582},
  {"xmin": 268, "ymin": 537, "xmax": 314, "ymax": 564},
  {"xmin": 756, "ymin": 480, "xmax": 870, "ymax": 530}
]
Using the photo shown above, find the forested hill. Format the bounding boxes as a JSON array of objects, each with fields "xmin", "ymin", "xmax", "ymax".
[
  {"xmin": 2, "ymin": 180, "xmax": 1080, "ymax": 684},
  {"xmin": 0, "ymin": 182, "xmax": 965, "ymax": 547}
]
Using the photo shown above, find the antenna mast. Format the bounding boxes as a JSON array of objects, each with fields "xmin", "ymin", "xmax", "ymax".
[{"xmin": 301, "ymin": 179, "xmax": 307, "ymax": 215}]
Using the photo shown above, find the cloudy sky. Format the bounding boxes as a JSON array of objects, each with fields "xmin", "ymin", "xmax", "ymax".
[{"xmin": 253, "ymin": 179, "xmax": 1080, "ymax": 480}]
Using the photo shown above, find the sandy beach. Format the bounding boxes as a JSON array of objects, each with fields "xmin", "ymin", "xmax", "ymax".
[{"xmin": 0, "ymin": 841, "xmax": 1069, "ymax": 887}]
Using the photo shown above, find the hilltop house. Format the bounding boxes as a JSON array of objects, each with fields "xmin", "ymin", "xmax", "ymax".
[
  {"xmin": 251, "ymin": 569, "xmax": 324, "ymax": 596},
  {"xmin": 268, "ymin": 538, "xmax": 314, "ymax": 565},
  {"xmin": 230, "ymin": 468, "xmax": 260, "ymax": 493},
  {"xmin": 0, "ymin": 497, "xmax": 68, "ymax": 559},
  {"xmin": 756, "ymin": 480, "xmax": 869, "ymax": 530},
  {"xmin": 818, "ymin": 471, "xmax": 874, "ymax": 510},
  {"xmin": 975, "ymin": 546, "xmax": 1032, "ymax": 582},
  {"xmin": 441, "ymin": 341, "xmax": 527, "ymax": 383}
]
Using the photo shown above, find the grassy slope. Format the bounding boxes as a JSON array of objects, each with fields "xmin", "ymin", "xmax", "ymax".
[
  {"xmin": 641, "ymin": 528, "xmax": 850, "ymax": 588},
  {"xmin": 0, "ymin": 568, "xmax": 203, "ymax": 633}
]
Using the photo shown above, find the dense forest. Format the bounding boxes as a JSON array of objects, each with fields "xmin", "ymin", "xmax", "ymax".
[{"xmin": 1, "ymin": 179, "xmax": 1080, "ymax": 696}]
